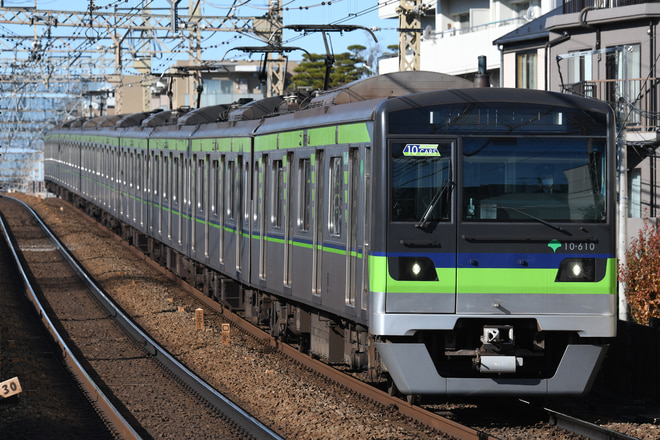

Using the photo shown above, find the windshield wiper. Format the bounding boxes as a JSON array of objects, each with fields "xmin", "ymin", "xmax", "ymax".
[
  {"xmin": 500, "ymin": 206, "xmax": 570, "ymax": 235},
  {"xmin": 415, "ymin": 180, "xmax": 454, "ymax": 229}
]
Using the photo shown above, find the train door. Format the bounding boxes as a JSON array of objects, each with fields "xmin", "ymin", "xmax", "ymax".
[
  {"xmin": 258, "ymin": 154, "xmax": 268, "ymax": 281},
  {"xmin": 208, "ymin": 156, "xmax": 219, "ymax": 264},
  {"xmin": 387, "ymin": 140, "xmax": 457, "ymax": 313},
  {"xmin": 284, "ymin": 152, "xmax": 294, "ymax": 288},
  {"xmin": 120, "ymin": 149, "xmax": 127, "ymax": 218},
  {"xmin": 173, "ymin": 153, "xmax": 182, "ymax": 249},
  {"xmin": 204, "ymin": 154, "xmax": 211, "ymax": 259},
  {"xmin": 139, "ymin": 150, "xmax": 146, "ymax": 230},
  {"xmin": 113, "ymin": 147, "xmax": 119, "ymax": 216},
  {"xmin": 224, "ymin": 157, "xmax": 237, "ymax": 274},
  {"xmin": 191, "ymin": 154, "xmax": 198, "ymax": 254},
  {"xmin": 241, "ymin": 154, "xmax": 252, "ymax": 283},
  {"xmin": 312, "ymin": 151, "xmax": 324, "ymax": 297},
  {"xmin": 132, "ymin": 149, "xmax": 136, "ymax": 223},
  {"xmin": 218, "ymin": 155, "xmax": 225, "ymax": 266},
  {"xmin": 156, "ymin": 153, "xmax": 162, "ymax": 237},
  {"xmin": 236, "ymin": 154, "xmax": 243, "ymax": 273},
  {"xmin": 183, "ymin": 156, "xmax": 191, "ymax": 253},
  {"xmin": 346, "ymin": 147, "xmax": 360, "ymax": 309},
  {"xmin": 361, "ymin": 147, "xmax": 372, "ymax": 312}
]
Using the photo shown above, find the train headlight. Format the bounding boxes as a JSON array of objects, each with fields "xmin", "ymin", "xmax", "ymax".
[
  {"xmin": 556, "ymin": 258, "xmax": 595, "ymax": 282},
  {"xmin": 388, "ymin": 256, "xmax": 438, "ymax": 281}
]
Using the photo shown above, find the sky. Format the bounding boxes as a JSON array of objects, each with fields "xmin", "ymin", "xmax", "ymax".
[
  {"xmin": 5, "ymin": 0, "xmax": 400, "ymax": 65},
  {"xmin": 273, "ymin": 0, "xmax": 399, "ymax": 58}
]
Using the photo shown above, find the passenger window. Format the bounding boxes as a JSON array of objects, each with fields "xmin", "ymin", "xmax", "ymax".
[
  {"xmin": 272, "ymin": 159, "xmax": 283, "ymax": 228},
  {"xmin": 329, "ymin": 156, "xmax": 342, "ymax": 237},
  {"xmin": 173, "ymin": 156, "xmax": 179, "ymax": 203},
  {"xmin": 163, "ymin": 155, "xmax": 168, "ymax": 201},
  {"xmin": 197, "ymin": 158, "xmax": 204, "ymax": 212},
  {"xmin": 211, "ymin": 160, "xmax": 218, "ymax": 215},
  {"xmin": 298, "ymin": 158, "xmax": 311, "ymax": 232},
  {"xmin": 244, "ymin": 161, "xmax": 250, "ymax": 222},
  {"xmin": 227, "ymin": 160, "xmax": 235, "ymax": 220}
]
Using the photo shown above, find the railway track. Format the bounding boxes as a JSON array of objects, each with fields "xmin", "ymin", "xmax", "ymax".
[
  {"xmin": 0, "ymin": 210, "xmax": 116, "ymax": 439},
  {"xmin": 542, "ymin": 404, "xmax": 641, "ymax": 440},
  {"xmin": 9, "ymin": 192, "xmax": 658, "ymax": 440},
  {"xmin": 0, "ymin": 195, "xmax": 282, "ymax": 440}
]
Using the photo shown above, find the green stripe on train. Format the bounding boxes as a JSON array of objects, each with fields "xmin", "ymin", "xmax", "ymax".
[
  {"xmin": 456, "ymin": 260, "xmax": 616, "ymax": 294},
  {"xmin": 369, "ymin": 255, "xmax": 616, "ymax": 295},
  {"xmin": 338, "ymin": 123, "xmax": 371, "ymax": 144}
]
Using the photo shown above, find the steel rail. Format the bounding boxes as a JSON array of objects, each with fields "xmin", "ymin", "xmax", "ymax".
[
  {"xmin": 519, "ymin": 399, "xmax": 641, "ymax": 440},
  {"xmin": 4, "ymin": 196, "xmax": 284, "ymax": 440},
  {"xmin": 546, "ymin": 407, "xmax": 641, "ymax": 440},
  {"xmin": 0, "ymin": 198, "xmax": 141, "ymax": 440}
]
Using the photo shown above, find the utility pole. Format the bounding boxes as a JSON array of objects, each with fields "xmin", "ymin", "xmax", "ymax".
[
  {"xmin": 397, "ymin": 0, "xmax": 423, "ymax": 71},
  {"xmin": 188, "ymin": 0, "xmax": 203, "ymax": 107},
  {"xmin": 617, "ymin": 47, "xmax": 630, "ymax": 321},
  {"xmin": 267, "ymin": 0, "xmax": 285, "ymax": 97}
]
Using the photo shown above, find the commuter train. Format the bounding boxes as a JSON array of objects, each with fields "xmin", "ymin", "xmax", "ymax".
[{"xmin": 44, "ymin": 71, "xmax": 617, "ymax": 396}]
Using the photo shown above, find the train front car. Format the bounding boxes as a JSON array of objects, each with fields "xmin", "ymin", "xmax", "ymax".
[{"xmin": 370, "ymin": 88, "xmax": 617, "ymax": 396}]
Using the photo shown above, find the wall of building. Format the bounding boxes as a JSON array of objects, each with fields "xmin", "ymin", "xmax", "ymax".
[{"xmin": 379, "ymin": 0, "xmax": 558, "ymax": 77}]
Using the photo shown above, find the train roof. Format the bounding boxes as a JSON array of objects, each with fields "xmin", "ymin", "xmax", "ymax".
[
  {"xmin": 48, "ymin": 71, "xmax": 476, "ymax": 136},
  {"xmin": 378, "ymin": 86, "xmax": 613, "ymax": 113},
  {"xmin": 307, "ymin": 71, "xmax": 473, "ymax": 108}
]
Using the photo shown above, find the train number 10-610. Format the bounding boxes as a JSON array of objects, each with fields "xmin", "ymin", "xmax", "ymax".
[{"xmin": 565, "ymin": 242, "xmax": 597, "ymax": 251}]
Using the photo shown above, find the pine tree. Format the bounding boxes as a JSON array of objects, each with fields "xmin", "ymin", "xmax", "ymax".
[{"xmin": 290, "ymin": 46, "xmax": 368, "ymax": 90}]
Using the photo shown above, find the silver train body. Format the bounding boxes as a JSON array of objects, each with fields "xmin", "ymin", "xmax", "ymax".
[{"xmin": 44, "ymin": 71, "xmax": 617, "ymax": 396}]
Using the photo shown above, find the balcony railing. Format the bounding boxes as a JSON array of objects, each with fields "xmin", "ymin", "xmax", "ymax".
[
  {"xmin": 564, "ymin": 0, "xmax": 660, "ymax": 14},
  {"xmin": 562, "ymin": 78, "xmax": 659, "ymax": 131},
  {"xmin": 430, "ymin": 17, "xmax": 526, "ymax": 39}
]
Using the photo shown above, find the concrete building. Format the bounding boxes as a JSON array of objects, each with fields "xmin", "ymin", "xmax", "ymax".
[
  {"xmin": 378, "ymin": 0, "xmax": 563, "ymax": 82},
  {"xmin": 106, "ymin": 59, "xmax": 298, "ymax": 116}
]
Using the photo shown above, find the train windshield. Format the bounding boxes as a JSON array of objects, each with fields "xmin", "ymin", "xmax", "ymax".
[
  {"xmin": 391, "ymin": 142, "xmax": 452, "ymax": 223},
  {"xmin": 462, "ymin": 137, "xmax": 606, "ymax": 222}
]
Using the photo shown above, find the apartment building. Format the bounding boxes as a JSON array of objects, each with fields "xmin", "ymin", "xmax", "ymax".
[
  {"xmin": 379, "ymin": 0, "xmax": 562, "ymax": 82},
  {"xmin": 496, "ymin": 0, "xmax": 660, "ymax": 234}
]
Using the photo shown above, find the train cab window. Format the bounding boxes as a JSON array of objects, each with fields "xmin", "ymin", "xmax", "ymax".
[
  {"xmin": 329, "ymin": 156, "xmax": 343, "ymax": 236},
  {"xmin": 462, "ymin": 137, "xmax": 606, "ymax": 222},
  {"xmin": 391, "ymin": 142, "xmax": 452, "ymax": 223},
  {"xmin": 298, "ymin": 158, "xmax": 311, "ymax": 232},
  {"xmin": 272, "ymin": 159, "xmax": 283, "ymax": 228}
]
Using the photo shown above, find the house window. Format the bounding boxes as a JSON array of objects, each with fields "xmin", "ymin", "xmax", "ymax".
[
  {"xmin": 516, "ymin": 51, "xmax": 537, "ymax": 89},
  {"xmin": 629, "ymin": 168, "xmax": 641, "ymax": 218},
  {"xmin": 566, "ymin": 49, "xmax": 593, "ymax": 97},
  {"xmin": 204, "ymin": 79, "xmax": 220, "ymax": 93},
  {"xmin": 220, "ymin": 80, "xmax": 233, "ymax": 94},
  {"xmin": 607, "ymin": 44, "xmax": 641, "ymax": 124}
]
